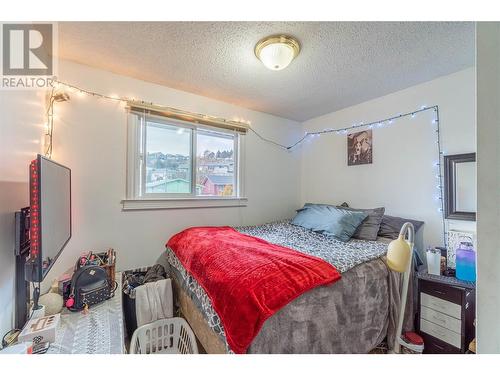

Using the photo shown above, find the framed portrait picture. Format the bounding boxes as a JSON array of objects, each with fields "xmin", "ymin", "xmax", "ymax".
[{"xmin": 347, "ymin": 129, "xmax": 372, "ymax": 166}]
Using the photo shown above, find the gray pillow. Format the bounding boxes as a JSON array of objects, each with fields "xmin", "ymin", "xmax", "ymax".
[
  {"xmin": 378, "ymin": 215, "xmax": 424, "ymax": 240},
  {"xmin": 342, "ymin": 207, "xmax": 385, "ymax": 241},
  {"xmin": 292, "ymin": 205, "xmax": 368, "ymax": 242},
  {"xmin": 303, "ymin": 202, "xmax": 349, "ymax": 209}
]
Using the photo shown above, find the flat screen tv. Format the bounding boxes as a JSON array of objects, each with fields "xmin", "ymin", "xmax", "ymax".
[{"xmin": 25, "ymin": 154, "xmax": 71, "ymax": 282}]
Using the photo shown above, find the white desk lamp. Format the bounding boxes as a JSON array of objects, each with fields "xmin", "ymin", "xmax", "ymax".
[{"xmin": 386, "ymin": 222, "xmax": 414, "ymax": 354}]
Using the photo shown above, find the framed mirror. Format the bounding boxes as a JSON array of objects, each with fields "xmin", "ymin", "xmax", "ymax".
[{"xmin": 444, "ymin": 153, "xmax": 476, "ymax": 221}]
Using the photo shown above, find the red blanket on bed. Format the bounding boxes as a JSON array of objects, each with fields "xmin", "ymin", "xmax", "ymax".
[{"xmin": 167, "ymin": 226, "xmax": 341, "ymax": 353}]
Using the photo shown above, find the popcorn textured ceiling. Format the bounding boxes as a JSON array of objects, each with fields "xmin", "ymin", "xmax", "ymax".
[{"xmin": 59, "ymin": 22, "xmax": 474, "ymax": 121}]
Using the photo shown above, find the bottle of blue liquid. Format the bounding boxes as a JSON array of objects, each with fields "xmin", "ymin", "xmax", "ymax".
[{"xmin": 455, "ymin": 241, "xmax": 476, "ymax": 282}]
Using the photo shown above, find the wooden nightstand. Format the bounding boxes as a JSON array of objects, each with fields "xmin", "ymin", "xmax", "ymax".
[{"xmin": 416, "ymin": 273, "xmax": 475, "ymax": 354}]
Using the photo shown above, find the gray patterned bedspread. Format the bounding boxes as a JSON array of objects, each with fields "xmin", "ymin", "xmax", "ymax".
[
  {"xmin": 237, "ymin": 220, "xmax": 388, "ymax": 272},
  {"xmin": 163, "ymin": 221, "xmax": 403, "ymax": 353}
]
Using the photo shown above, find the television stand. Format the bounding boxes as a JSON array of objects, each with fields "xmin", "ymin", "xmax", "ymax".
[{"xmin": 14, "ymin": 208, "xmax": 31, "ymax": 329}]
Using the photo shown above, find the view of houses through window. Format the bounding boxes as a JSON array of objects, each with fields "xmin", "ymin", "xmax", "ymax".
[
  {"xmin": 144, "ymin": 121, "xmax": 236, "ymax": 196},
  {"xmin": 196, "ymin": 130, "xmax": 235, "ymax": 196}
]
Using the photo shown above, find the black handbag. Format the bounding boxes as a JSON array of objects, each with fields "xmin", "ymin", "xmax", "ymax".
[{"xmin": 67, "ymin": 265, "xmax": 116, "ymax": 311}]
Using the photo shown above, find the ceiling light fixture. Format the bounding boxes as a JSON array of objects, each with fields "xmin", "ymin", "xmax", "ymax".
[{"xmin": 255, "ymin": 35, "xmax": 300, "ymax": 71}]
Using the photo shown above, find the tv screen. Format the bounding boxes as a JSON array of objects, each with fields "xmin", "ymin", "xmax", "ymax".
[{"xmin": 27, "ymin": 155, "xmax": 71, "ymax": 282}]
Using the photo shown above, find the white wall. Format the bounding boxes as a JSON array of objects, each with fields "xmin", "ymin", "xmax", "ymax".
[
  {"xmin": 476, "ymin": 22, "xmax": 500, "ymax": 354},
  {"xmin": 0, "ymin": 62, "xmax": 480, "ymax": 339},
  {"xmin": 0, "ymin": 90, "xmax": 45, "ymax": 335},
  {"xmin": 300, "ymin": 68, "xmax": 476, "ymax": 251},
  {"xmin": 0, "ymin": 182, "xmax": 28, "ymax": 335},
  {"xmin": 45, "ymin": 60, "xmax": 302, "ymax": 281},
  {"xmin": 0, "ymin": 61, "xmax": 302, "ymax": 332}
]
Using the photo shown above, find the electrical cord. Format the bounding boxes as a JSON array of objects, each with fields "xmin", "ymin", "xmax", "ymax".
[
  {"xmin": 1, "ymin": 286, "xmax": 41, "ymax": 349},
  {"xmin": 0, "ymin": 286, "xmax": 37, "ymax": 349},
  {"xmin": 44, "ymin": 87, "xmax": 56, "ymax": 158},
  {"xmin": 31, "ymin": 281, "xmax": 41, "ymax": 311},
  {"xmin": 1, "ymin": 329, "xmax": 20, "ymax": 349}
]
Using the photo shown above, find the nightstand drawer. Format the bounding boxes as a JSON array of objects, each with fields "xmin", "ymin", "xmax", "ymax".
[
  {"xmin": 421, "ymin": 292, "xmax": 461, "ymax": 319},
  {"xmin": 420, "ymin": 318, "xmax": 462, "ymax": 348},
  {"xmin": 420, "ymin": 306, "xmax": 461, "ymax": 333},
  {"xmin": 420, "ymin": 332, "xmax": 461, "ymax": 354},
  {"xmin": 417, "ymin": 274, "xmax": 475, "ymax": 354},
  {"xmin": 419, "ymin": 279, "xmax": 462, "ymax": 304}
]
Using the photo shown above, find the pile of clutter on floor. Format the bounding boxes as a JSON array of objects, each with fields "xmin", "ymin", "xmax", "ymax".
[{"xmin": 122, "ymin": 264, "xmax": 173, "ymax": 335}]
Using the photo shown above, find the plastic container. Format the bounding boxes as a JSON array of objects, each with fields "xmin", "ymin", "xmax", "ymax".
[
  {"xmin": 400, "ymin": 332, "xmax": 424, "ymax": 354},
  {"xmin": 456, "ymin": 241, "xmax": 476, "ymax": 282},
  {"xmin": 129, "ymin": 317, "xmax": 198, "ymax": 354},
  {"xmin": 426, "ymin": 247, "xmax": 441, "ymax": 275}
]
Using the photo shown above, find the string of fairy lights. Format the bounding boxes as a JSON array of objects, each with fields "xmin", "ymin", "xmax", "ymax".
[
  {"xmin": 44, "ymin": 80, "xmax": 447, "ymax": 245},
  {"xmin": 43, "ymin": 87, "xmax": 55, "ymax": 158}
]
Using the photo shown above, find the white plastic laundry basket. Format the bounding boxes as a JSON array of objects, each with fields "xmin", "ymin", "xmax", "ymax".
[{"xmin": 129, "ymin": 317, "xmax": 198, "ymax": 354}]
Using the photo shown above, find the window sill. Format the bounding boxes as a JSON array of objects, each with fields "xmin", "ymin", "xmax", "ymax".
[{"xmin": 121, "ymin": 197, "xmax": 248, "ymax": 211}]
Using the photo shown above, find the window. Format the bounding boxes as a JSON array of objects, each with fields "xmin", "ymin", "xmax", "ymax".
[
  {"xmin": 196, "ymin": 130, "xmax": 236, "ymax": 197},
  {"xmin": 145, "ymin": 122, "xmax": 193, "ymax": 195},
  {"xmin": 125, "ymin": 112, "xmax": 246, "ymax": 209}
]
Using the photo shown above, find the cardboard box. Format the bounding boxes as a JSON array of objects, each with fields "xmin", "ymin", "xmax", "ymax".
[{"xmin": 18, "ymin": 313, "xmax": 60, "ymax": 344}]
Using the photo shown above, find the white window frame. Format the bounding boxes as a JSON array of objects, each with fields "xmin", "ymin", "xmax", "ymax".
[{"xmin": 123, "ymin": 111, "xmax": 247, "ymax": 210}]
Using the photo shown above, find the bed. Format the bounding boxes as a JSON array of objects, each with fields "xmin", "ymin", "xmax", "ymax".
[{"xmin": 158, "ymin": 220, "xmax": 414, "ymax": 354}]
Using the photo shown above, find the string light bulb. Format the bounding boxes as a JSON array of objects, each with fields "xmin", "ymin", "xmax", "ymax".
[{"xmin": 45, "ymin": 78, "xmax": 448, "ymax": 246}]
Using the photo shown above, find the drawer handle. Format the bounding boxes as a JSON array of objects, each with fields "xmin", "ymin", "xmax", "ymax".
[
  {"xmin": 430, "ymin": 327, "xmax": 443, "ymax": 335},
  {"xmin": 433, "ymin": 342, "xmax": 445, "ymax": 350},
  {"xmin": 433, "ymin": 315, "xmax": 446, "ymax": 324},
  {"xmin": 431, "ymin": 302, "xmax": 444, "ymax": 309},
  {"xmin": 433, "ymin": 289, "xmax": 446, "ymax": 295}
]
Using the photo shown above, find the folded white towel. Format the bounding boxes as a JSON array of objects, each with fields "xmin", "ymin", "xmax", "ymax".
[{"xmin": 135, "ymin": 278, "xmax": 173, "ymax": 327}]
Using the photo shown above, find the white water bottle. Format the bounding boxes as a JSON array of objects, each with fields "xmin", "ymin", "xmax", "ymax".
[{"xmin": 426, "ymin": 247, "xmax": 441, "ymax": 275}]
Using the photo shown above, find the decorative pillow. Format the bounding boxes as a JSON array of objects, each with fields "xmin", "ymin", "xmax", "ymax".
[
  {"xmin": 291, "ymin": 205, "xmax": 368, "ymax": 242},
  {"xmin": 377, "ymin": 215, "xmax": 425, "ymax": 240},
  {"xmin": 341, "ymin": 207, "xmax": 385, "ymax": 241},
  {"xmin": 303, "ymin": 202, "xmax": 350, "ymax": 209}
]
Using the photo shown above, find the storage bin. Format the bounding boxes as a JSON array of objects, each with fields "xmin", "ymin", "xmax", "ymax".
[
  {"xmin": 122, "ymin": 267, "xmax": 152, "ymax": 338},
  {"xmin": 122, "ymin": 265, "xmax": 171, "ymax": 338},
  {"xmin": 129, "ymin": 317, "xmax": 198, "ymax": 354}
]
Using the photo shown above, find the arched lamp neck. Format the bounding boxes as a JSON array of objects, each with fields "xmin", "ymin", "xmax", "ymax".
[{"xmin": 399, "ymin": 222, "xmax": 415, "ymax": 245}]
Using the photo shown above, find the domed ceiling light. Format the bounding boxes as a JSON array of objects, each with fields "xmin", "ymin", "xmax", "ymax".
[{"xmin": 255, "ymin": 35, "xmax": 300, "ymax": 71}]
